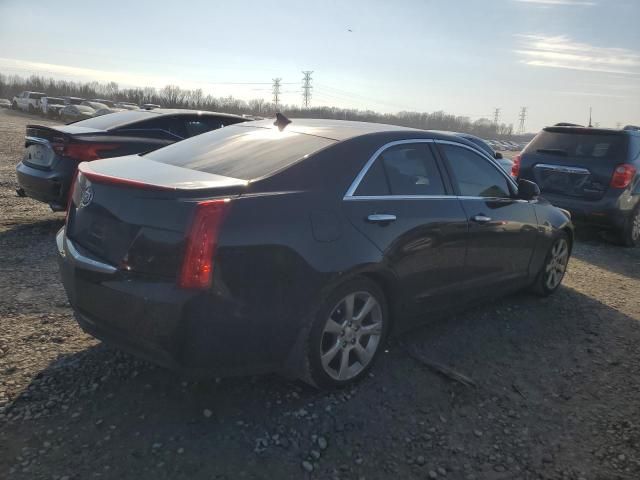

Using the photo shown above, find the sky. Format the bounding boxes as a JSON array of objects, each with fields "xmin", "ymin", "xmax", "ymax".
[{"xmin": 0, "ymin": 0, "xmax": 638, "ymax": 132}]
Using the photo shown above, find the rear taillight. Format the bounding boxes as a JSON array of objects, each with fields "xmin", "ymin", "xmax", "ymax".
[
  {"xmin": 610, "ymin": 164, "xmax": 636, "ymax": 189},
  {"xmin": 61, "ymin": 143, "xmax": 120, "ymax": 162},
  {"xmin": 511, "ymin": 154, "xmax": 521, "ymax": 177},
  {"xmin": 178, "ymin": 199, "xmax": 231, "ymax": 289},
  {"xmin": 65, "ymin": 171, "xmax": 80, "ymax": 224}
]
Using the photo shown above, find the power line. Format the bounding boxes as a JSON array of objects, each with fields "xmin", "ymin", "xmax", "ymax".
[
  {"xmin": 272, "ymin": 78, "xmax": 282, "ymax": 109},
  {"xmin": 301, "ymin": 71, "xmax": 313, "ymax": 108},
  {"xmin": 517, "ymin": 107, "xmax": 528, "ymax": 134}
]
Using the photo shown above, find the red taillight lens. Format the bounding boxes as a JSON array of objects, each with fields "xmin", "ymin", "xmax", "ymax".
[
  {"xmin": 65, "ymin": 171, "xmax": 80, "ymax": 224},
  {"xmin": 511, "ymin": 154, "xmax": 521, "ymax": 177},
  {"xmin": 63, "ymin": 143, "xmax": 120, "ymax": 162},
  {"xmin": 178, "ymin": 199, "xmax": 231, "ymax": 289},
  {"xmin": 610, "ymin": 164, "xmax": 636, "ymax": 189}
]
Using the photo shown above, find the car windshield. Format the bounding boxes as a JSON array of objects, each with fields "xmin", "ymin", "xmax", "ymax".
[
  {"xmin": 146, "ymin": 124, "xmax": 335, "ymax": 180},
  {"xmin": 46, "ymin": 98, "xmax": 64, "ymax": 105}
]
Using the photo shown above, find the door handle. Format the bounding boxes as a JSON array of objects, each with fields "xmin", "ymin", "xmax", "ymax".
[
  {"xmin": 471, "ymin": 215, "xmax": 492, "ymax": 224},
  {"xmin": 367, "ymin": 214, "xmax": 396, "ymax": 223}
]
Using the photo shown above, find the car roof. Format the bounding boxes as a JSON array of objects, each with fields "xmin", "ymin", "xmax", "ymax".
[
  {"xmin": 544, "ymin": 125, "xmax": 640, "ymax": 137},
  {"xmin": 237, "ymin": 118, "xmax": 492, "ymax": 146},
  {"xmin": 148, "ymin": 108, "xmax": 245, "ymax": 119}
]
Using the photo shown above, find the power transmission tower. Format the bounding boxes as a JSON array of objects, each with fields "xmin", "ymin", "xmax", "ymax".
[
  {"xmin": 517, "ymin": 107, "xmax": 527, "ymax": 134},
  {"xmin": 301, "ymin": 71, "xmax": 313, "ymax": 108},
  {"xmin": 493, "ymin": 108, "xmax": 501, "ymax": 126},
  {"xmin": 272, "ymin": 78, "xmax": 282, "ymax": 109}
]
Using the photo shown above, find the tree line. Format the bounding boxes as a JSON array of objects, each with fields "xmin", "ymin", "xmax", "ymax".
[{"xmin": 0, "ymin": 73, "xmax": 525, "ymax": 139}]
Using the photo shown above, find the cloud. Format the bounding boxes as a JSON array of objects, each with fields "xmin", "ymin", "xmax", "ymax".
[
  {"xmin": 514, "ymin": 35, "xmax": 640, "ymax": 76},
  {"xmin": 514, "ymin": 0, "xmax": 596, "ymax": 6}
]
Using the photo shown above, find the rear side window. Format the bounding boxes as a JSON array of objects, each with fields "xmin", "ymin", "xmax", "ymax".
[
  {"xmin": 355, "ymin": 143, "xmax": 446, "ymax": 196},
  {"xmin": 441, "ymin": 144, "xmax": 511, "ymax": 198},
  {"xmin": 527, "ymin": 130, "xmax": 627, "ymax": 159},
  {"xmin": 145, "ymin": 125, "xmax": 335, "ymax": 180}
]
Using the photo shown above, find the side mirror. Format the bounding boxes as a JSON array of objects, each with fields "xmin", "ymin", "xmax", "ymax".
[
  {"xmin": 495, "ymin": 152, "xmax": 503, "ymax": 159},
  {"xmin": 517, "ymin": 179, "xmax": 540, "ymax": 200}
]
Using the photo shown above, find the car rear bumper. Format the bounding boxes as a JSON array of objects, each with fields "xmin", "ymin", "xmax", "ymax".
[
  {"xmin": 16, "ymin": 159, "xmax": 75, "ymax": 210},
  {"xmin": 56, "ymin": 228, "xmax": 282, "ymax": 377},
  {"xmin": 540, "ymin": 192, "xmax": 636, "ymax": 230}
]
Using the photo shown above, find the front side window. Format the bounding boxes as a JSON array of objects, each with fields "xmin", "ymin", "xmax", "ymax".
[
  {"xmin": 354, "ymin": 143, "xmax": 446, "ymax": 196},
  {"xmin": 441, "ymin": 144, "xmax": 511, "ymax": 198}
]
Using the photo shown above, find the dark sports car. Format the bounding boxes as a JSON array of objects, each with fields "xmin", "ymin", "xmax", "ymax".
[
  {"xmin": 16, "ymin": 109, "xmax": 246, "ymax": 211},
  {"xmin": 57, "ymin": 117, "xmax": 573, "ymax": 389}
]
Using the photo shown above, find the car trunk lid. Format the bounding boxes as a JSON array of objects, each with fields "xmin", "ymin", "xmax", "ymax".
[
  {"xmin": 66, "ymin": 156, "xmax": 246, "ymax": 279},
  {"xmin": 520, "ymin": 128, "xmax": 629, "ymax": 201}
]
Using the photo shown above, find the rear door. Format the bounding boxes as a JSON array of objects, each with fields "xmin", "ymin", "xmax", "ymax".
[
  {"xmin": 436, "ymin": 141, "xmax": 538, "ymax": 290},
  {"xmin": 343, "ymin": 140, "xmax": 469, "ymax": 315},
  {"xmin": 520, "ymin": 129, "xmax": 629, "ymax": 201}
]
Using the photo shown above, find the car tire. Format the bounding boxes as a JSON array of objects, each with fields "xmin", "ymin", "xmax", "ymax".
[
  {"xmin": 302, "ymin": 277, "xmax": 389, "ymax": 389},
  {"xmin": 619, "ymin": 204, "xmax": 640, "ymax": 247},
  {"xmin": 11, "ymin": 101, "xmax": 17, "ymax": 110},
  {"xmin": 531, "ymin": 231, "xmax": 570, "ymax": 296}
]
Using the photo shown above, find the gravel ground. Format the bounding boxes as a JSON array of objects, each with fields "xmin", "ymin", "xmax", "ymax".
[{"xmin": 1, "ymin": 108, "xmax": 639, "ymax": 480}]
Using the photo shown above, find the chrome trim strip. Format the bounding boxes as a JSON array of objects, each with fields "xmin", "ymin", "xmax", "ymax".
[
  {"xmin": 343, "ymin": 139, "xmax": 435, "ymax": 198},
  {"xmin": 56, "ymin": 228, "xmax": 117, "ymax": 274},
  {"xmin": 534, "ymin": 163, "xmax": 590, "ymax": 175},
  {"xmin": 344, "ymin": 195, "xmax": 454, "ymax": 201}
]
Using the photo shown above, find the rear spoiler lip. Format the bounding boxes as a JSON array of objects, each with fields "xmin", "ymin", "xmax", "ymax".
[
  {"xmin": 78, "ymin": 158, "xmax": 248, "ymax": 192},
  {"xmin": 26, "ymin": 124, "xmax": 105, "ymax": 137}
]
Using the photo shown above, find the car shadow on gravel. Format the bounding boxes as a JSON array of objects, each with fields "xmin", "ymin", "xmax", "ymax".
[
  {"xmin": 0, "ymin": 217, "xmax": 64, "ymax": 237},
  {"xmin": 2, "ymin": 284, "xmax": 639, "ymax": 479},
  {"xmin": 572, "ymin": 226, "xmax": 640, "ymax": 280}
]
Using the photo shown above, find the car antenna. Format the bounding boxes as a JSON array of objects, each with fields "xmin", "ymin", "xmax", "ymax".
[{"xmin": 273, "ymin": 112, "xmax": 291, "ymax": 131}]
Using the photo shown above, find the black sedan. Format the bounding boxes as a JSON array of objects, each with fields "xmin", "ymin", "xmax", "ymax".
[
  {"xmin": 57, "ymin": 117, "xmax": 573, "ymax": 389},
  {"xmin": 16, "ymin": 109, "xmax": 246, "ymax": 211}
]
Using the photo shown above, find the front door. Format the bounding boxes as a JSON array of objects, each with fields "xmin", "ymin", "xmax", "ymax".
[{"xmin": 436, "ymin": 142, "xmax": 539, "ymax": 291}]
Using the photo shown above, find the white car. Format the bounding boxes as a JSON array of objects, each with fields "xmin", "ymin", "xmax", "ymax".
[
  {"xmin": 40, "ymin": 97, "xmax": 66, "ymax": 117},
  {"xmin": 12, "ymin": 91, "xmax": 46, "ymax": 113}
]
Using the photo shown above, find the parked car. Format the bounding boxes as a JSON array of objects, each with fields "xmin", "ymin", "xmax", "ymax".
[
  {"xmin": 94, "ymin": 108, "xmax": 125, "ymax": 116},
  {"xmin": 12, "ymin": 91, "xmax": 46, "ymax": 113},
  {"xmin": 16, "ymin": 109, "xmax": 246, "ymax": 211},
  {"xmin": 0, "ymin": 98, "xmax": 11, "ymax": 108},
  {"xmin": 91, "ymin": 98, "xmax": 116, "ymax": 108},
  {"xmin": 81, "ymin": 101, "xmax": 109, "ymax": 111},
  {"xmin": 452, "ymin": 132, "xmax": 514, "ymax": 174},
  {"xmin": 63, "ymin": 96, "xmax": 85, "ymax": 106},
  {"xmin": 40, "ymin": 97, "xmax": 66, "ymax": 117},
  {"xmin": 141, "ymin": 103, "xmax": 161, "ymax": 110},
  {"xmin": 115, "ymin": 102, "xmax": 139, "ymax": 110},
  {"xmin": 59, "ymin": 104, "xmax": 96, "ymax": 123},
  {"xmin": 515, "ymin": 124, "xmax": 640, "ymax": 246},
  {"xmin": 56, "ymin": 117, "xmax": 574, "ymax": 388}
]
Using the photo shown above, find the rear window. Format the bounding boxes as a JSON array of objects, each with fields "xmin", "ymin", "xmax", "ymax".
[
  {"xmin": 145, "ymin": 125, "xmax": 335, "ymax": 180},
  {"xmin": 527, "ymin": 130, "xmax": 627, "ymax": 159},
  {"xmin": 69, "ymin": 110, "xmax": 155, "ymax": 130}
]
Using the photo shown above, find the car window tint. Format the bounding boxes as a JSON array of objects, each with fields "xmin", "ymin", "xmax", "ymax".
[
  {"xmin": 354, "ymin": 157, "xmax": 390, "ymax": 196},
  {"xmin": 381, "ymin": 144, "xmax": 445, "ymax": 196},
  {"xmin": 442, "ymin": 144, "xmax": 511, "ymax": 198},
  {"xmin": 528, "ymin": 130, "xmax": 626, "ymax": 159}
]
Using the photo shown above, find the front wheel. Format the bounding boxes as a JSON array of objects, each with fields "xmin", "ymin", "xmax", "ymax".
[
  {"xmin": 303, "ymin": 277, "xmax": 388, "ymax": 389},
  {"xmin": 532, "ymin": 232, "xmax": 570, "ymax": 296}
]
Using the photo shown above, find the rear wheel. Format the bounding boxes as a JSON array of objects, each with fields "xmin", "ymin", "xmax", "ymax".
[
  {"xmin": 11, "ymin": 101, "xmax": 17, "ymax": 110},
  {"xmin": 532, "ymin": 232, "xmax": 570, "ymax": 296},
  {"xmin": 619, "ymin": 205, "xmax": 640, "ymax": 247},
  {"xmin": 303, "ymin": 277, "xmax": 388, "ymax": 389}
]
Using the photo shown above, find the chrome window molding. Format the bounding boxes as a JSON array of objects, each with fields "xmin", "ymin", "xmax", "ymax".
[
  {"xmin": 344, "ymin": 138, "xmax": 518, "ymax": 201},
  {"xmin": 343, "ymin": 139, "xmax": 435, "ymax": 198}
]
